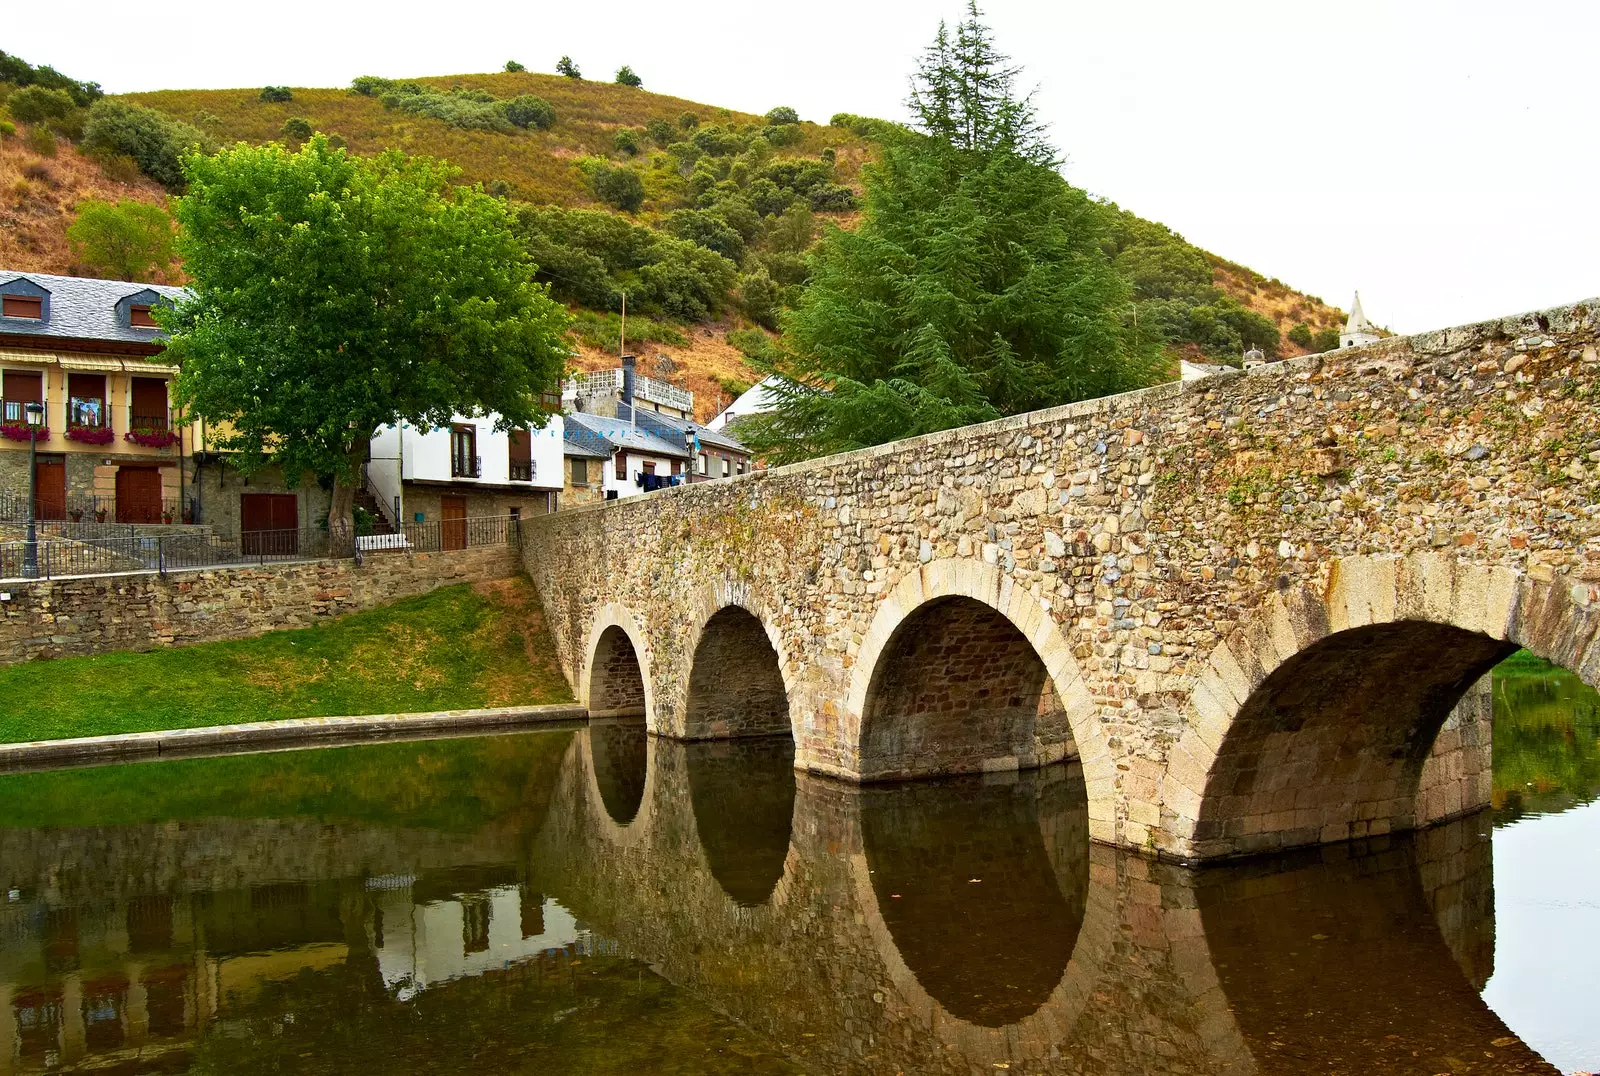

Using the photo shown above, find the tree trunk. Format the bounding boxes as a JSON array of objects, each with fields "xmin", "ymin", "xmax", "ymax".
[{"xmin": 327, "ymin": 443, "xmax": 366, "ymax": 556}]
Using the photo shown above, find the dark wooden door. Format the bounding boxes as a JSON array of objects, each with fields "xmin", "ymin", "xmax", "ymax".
[
  {"xmin": 115, "ymin": 467, "xmax": 163, "ymax": 524},
  {"xmin": 240, "ymin": 493, "xmax": 298, "ymax": 555},
  {"xmin": 33, "ymin": 457, "xmax": 65, "ymax": 520},
  {"xmin": 441, "ymin": 496, "xmax": 467, "ymax": 551}
]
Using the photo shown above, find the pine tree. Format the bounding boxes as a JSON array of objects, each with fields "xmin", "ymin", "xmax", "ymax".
[{"xmin": 745, "ymin": 3, "xmax": 1160, "ymax": 463}]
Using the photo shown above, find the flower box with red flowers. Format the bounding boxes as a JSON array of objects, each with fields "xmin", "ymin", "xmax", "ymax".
[
  {"xmin": 125, "ymin": 428, "xmax": 180, "ymax": 449},
  {"xmin": 65, "ymin": 425, "xmax": 115, "ymax": 446},
  {"xmin": 0, "ymin": 423, "xmax": 49, "ymax": 443}
]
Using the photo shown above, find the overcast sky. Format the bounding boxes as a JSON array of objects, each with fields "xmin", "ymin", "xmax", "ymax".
[{"xmin": 14, "ymin": 0, "xmax": 1597, "ymax": 333}]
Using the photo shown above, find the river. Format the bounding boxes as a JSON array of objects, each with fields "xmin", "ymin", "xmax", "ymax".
[{"xmin": 0, "ymin": 653, "xmax": 1592, "ymax": 1074}]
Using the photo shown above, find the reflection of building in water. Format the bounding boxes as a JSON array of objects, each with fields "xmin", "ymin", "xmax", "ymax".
[
  {"xmin": 369, "ymin": 882, "xmax": 582, "ymax": 1000},
  {"xmin": 0, "ymin": 871, "xmax": 573, "ymax": 1074}
]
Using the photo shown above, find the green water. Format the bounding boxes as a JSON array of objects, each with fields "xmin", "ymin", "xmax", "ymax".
[{"xmin": 0, "ymin": 662, "xmax": 1592, "ymax": 1074}]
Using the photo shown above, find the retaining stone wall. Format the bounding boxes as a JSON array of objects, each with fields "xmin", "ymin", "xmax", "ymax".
[{"xmin": 0, "ymin": 544, "xmax": 520, "ymax": 664}]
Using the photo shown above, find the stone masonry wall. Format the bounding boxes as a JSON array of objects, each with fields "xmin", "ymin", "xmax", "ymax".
[
  {"xmin": 524, "ymin": 297, "xmax": 1600, "ymax": 860},
  {"xmin": 0, "ymin": 544, "xmax": 519, "ymax": 664}
]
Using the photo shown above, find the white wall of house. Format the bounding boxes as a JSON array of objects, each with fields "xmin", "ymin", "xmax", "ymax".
[
  {"xmin": 369, "ymin": 414, "xmax": 564, "ymax": 517},
  {"xmin": 605, "ymin": 450, "xmax": 687, "ymax": 499}
]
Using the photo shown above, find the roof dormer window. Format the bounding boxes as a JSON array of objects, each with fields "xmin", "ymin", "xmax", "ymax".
[
  {"xmin": 2, "ymin": 295, "xmax": 42, "ymax": 320},
  {"xmin": 129, "ymin": 304, "xmax": 158, "ymax": 328}
]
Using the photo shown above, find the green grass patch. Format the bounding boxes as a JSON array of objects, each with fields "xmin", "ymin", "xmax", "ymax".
[{"xmin": 0, "ymin": 577, "xmax": 572, "ymax": 743}]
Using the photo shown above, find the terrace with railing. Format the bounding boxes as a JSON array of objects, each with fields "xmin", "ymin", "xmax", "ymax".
[{"xmin": 563, "ymin": 368, "xmax": 694, "ymax": 414}]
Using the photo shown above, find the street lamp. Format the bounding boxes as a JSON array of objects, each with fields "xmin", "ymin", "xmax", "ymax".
[{"xmin": 22, "ymin": 401, "xmax": 43, "ymax": 578}]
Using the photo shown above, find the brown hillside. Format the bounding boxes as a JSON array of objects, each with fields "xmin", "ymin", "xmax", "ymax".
[
  {"xmin": 1211, "ymin": 256, "xmax": 1346, "ymax": 356},
  {"xmin": 0, "ymin": 125, "xmax": 176, "ymax": 279}
]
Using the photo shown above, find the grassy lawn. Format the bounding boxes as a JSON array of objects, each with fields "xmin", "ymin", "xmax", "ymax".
[{"xmin": 0, "ymin": 577, "xmax": 573, "ymax": 744}]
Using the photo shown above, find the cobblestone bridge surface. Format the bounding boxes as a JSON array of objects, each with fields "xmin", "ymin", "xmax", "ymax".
[{"xmin": 524, "ymin": 297, "xmax": 1600, "ymax": 861}]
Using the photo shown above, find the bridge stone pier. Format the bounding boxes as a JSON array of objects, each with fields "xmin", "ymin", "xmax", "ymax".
[{"xmin": 523, "ymin": 298, "xmax": 1600, "ymax": 862}]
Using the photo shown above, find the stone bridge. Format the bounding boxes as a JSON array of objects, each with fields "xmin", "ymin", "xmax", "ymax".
[{"xmin": 523, "ymin": 297, "xmax": 1600, "ymax": 862}]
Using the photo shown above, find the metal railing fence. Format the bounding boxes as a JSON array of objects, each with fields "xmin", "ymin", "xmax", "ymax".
[{"xmin": 0, "ymin": 514, "xmax": 519, "ymax": 581}]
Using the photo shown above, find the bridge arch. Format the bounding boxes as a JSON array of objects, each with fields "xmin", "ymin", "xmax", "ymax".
[
  {"xmin": 843, "ymin": 559, "xmax": 1117, "ymax": 834},
  {"xmin": 677, "ymin": 582, "xmax": 797, "ymax": 741},
  {"xmin": 579, "ymin": 603, "xmax": 656, "ymax": 725},
  {"xmin": 1165, "ymin": 552, "xmax": 1600, "ymax": 860}
]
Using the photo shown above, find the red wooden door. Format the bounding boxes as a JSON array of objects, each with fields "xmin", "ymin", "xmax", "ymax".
[
  {"xmin": 115, "ymin": 467, "xmax": 163, "ymax": 524},
  {"xmin": 441, "ymin": 496, "xmax": 467, "ymax": 551},
  {"xmin": 33, "ymin": 457, "xmax": 65, "ymax": 520},
  {"xmin": 240, "ymin": 493, "xmax": 298, "ymax": 555}
]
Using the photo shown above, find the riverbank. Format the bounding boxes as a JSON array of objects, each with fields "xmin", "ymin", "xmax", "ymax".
[{"xmin": 0, "ymin": 578, "xmax": 574, "ymax": 743}]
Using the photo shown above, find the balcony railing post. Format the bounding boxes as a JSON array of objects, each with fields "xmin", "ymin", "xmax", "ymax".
[{"xmin": 157, "ymin": 536, "xmax": 166, "ymax": 577}]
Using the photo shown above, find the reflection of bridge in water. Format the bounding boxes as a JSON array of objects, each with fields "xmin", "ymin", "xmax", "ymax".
[{"xmin": 0, "ymin": 729, "xmax": 1560, "ymax": 1074}]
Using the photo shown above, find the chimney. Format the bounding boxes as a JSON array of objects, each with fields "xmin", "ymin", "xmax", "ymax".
[{"xmin": 620, "ymin": 354, "xmax": 636, "ymax": 422}]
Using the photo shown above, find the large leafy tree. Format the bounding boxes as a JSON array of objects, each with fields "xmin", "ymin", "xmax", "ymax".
[
  {"xmin": 66, "ymin": 198, "xmax": 175, "ymax": 281},
  {"xmin": 746, "ymin": 3, "xmax": 1160, "ymax": 463},
  {"xmin": 163, "ymin": 136, "xmax": 570, "ymax": 537}
]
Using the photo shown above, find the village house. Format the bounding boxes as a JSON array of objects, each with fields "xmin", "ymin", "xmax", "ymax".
[
  {"xmin": 561, "ymin": 355, "xmax": 752, "ymax": 500},
  {"xmin": 0, "ymin": 271, "xmax": 332, "ymax": 542},
  {"xmin": 366, "ymin": 401, "xmax": 566, "ymax": 537}
]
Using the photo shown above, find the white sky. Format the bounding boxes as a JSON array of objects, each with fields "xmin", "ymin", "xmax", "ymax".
[{"xmin": 14, "ymin": 0, "xmax": 1598, "ymax": 333}]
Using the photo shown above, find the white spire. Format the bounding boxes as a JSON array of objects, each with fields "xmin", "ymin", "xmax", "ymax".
[
  {"xmin": 1338, "ymin": 291, "xmax": 1381, "ymax": 349},
  {"xmin": 1344, "ymin": 291, "xmax": 1373, "ymax": 333}
]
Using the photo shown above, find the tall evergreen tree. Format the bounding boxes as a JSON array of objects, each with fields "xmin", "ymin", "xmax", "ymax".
[{"xmin": 746, "ymin": 3, "xmax": 1160, "ymax": 463}]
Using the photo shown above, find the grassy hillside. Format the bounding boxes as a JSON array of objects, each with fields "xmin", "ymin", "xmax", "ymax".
[
  {"xmin": 1, "ymin": 58, "xmax": 1348, "ymax": 418},
  {"xmin": 122, "ymin": 72, "xmax": 870, "ymax": 214}
]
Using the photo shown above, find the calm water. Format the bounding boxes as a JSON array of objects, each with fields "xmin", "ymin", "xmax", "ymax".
[{"xmin": 0, "ymin": 659, "xmax": 1593, "ymax": 1075}]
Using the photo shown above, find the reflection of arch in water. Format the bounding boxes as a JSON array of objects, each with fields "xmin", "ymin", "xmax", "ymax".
[
  {"xmin": 842, "ymin": 765, "xmax": 1148, "ymax": 1067},
  {"xmin": 1173, "ymin": 554, "xmax": 1599, "ymax": 860},
  {"xmin": 1196, "ymin": 816, "xmax": 1555, "ymax": 1074},
  {"xmin": 684, "ymin": 738, "xmax": 797, "ymax": 908},
  {"xmin": 579, "ymin": 604, "xmax": 655, "ymax": 724},
  {"xmin": 581, "ymin": 720, "xmax": 656, "ymax": 846},
  {"xmin": 681, "ymin": 590, "xmax": 796, "ymax": 741}
]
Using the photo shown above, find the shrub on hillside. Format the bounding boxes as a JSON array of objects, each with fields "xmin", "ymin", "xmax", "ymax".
[
  {"xmin": 259, "ymin": 86, "xmax": 293, "ymax": 103},
  {"xmin": 380, "ymin": 88, "xmax": 514, "ymax": 133},
  {"xmin": 90, "ymin": 151, "xmax": 143, "ymax": 184},
  {"xmin": 613, "ymin": 128, "xmax": 640, "ymax": 156},
  {"xmin": 726, "ymin": 327, "xmax": 781, "ymax": 363},
  {"xmin": 486, "ymin": 179, "xmax": 511, "ymax": 198},
  {"xmin": 25, "ymin": 125, "xmax": 56, "ymax": 158},
  {"xmin": 646, "ymin": 119, "xmax": 674, "ymax": 146},
  {"xmin": 504, "ymin": 94, "xmax": 555, "ymax": 130},
  {"xmin": 678, "ymin": 111, "xmax": 699, "ymax": 131},
  {"xmin": 6, "ymin": 86, "xmax": 77, "ymax": 125},
  {"xmin": 21, "ymin": 161, "xmax": 53, "ymax": 183},
  {"xmin": 1312, "ymin": 327, "xmax": 1341, "ymax": 352},
  {"xmin": 0, "ymin": 50, "xmax": 101, "ymax": 106},
  {"xmin": 1287, "ymin": 322, "xmax": 1314, "ymax": 349},
  {"xmin": 588, "ymin": 162, "xmax": 645, "ymax": 212},
  {"xmin": 0, "ymin": 121, "xmax": 15, "ymax": 140},
  {"xmin": 763, "ymin": 123, "xmax": 803, "ymax": 147},
  {"xmin": 690, "ymin": 125, "xmax": 744, "ymax": 157},
  {"xmin": 806, "ymin": 183, "xmax": 856, "ymax": 212},
  {"xmin": 504, "ymin": 60, "xmax": 526, "ymax": 73},
  {"xmin": 738, "ymin": 267, "xmax": 782, "ymax": 330},
  {"xmin": 282, "ymin": 117, "xmax": 313, "ymax": 141},
  {"xmin": 761, "ymin": 157, "xmax": 833, "ymax": 196},
  {"xmin": 764, "ymin": 106, "xmax": 799, "ymax": 125},
  {"xmin": 664, "ymin": 208, "xmax": 745, "ymax": 263},
  {"xmin": 83, "ymin": 101, "xmax": 207, "ymax": 190},
  {"xmin": 615, "ymin": 65, "xmax": 643, "ymax": 88},
  {"xmin": 67, "ymin": 198, "xmax": 174, "ymax": 281},
  {"xmin": 556, "ymin": 56, "xmax": 582, "ymax": 79}
]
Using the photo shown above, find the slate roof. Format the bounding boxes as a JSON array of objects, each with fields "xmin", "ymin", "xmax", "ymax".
[
  {"xmin": 564, "ymin": 412, "xmax": 690, "ymax": 459},
  {"xmin": 631, "ymin": 407, "xmax": 748, "ymax": 454},
  {"xmin": 0, "ymin": 271, "xmax": 189, "ymax": 346}
]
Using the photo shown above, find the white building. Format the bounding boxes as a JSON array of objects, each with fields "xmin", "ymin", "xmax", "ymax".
[
  {"xmin": 368, "ymin": 409, "xmax": 565, "ymax": 525},
  {"xmin": 564, "ymin": 411, "xmax": 691, "ymax": 500},
  {"xmin": 708, "ymin": 375, "xmax": 782, "ymax": 431},
  {"xmin": 1340, "ymin": 292, "xmax": 1382, "ymax": 349}
]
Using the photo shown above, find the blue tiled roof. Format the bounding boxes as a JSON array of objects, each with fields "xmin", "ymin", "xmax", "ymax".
[{"xmin": 0, "ymin": 271, "xmax": 188, "ymax": 346}]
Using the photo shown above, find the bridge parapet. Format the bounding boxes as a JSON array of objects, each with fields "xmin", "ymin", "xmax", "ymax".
[{"xmin": 524, "ymin": 297, "xmax": 1600, "ymax": 860}]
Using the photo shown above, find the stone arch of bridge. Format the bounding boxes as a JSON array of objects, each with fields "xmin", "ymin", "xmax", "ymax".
[
  {"xmin": 1165, "ymin": 552, "xmax": 1598, "ymax": 861},
  {"xmin": 673, "ymin": 581, "xmax": 798, "ymax": 742},
  {"xmin": 842, "ymin": 559, "xmax": 1117, "ymax": 833},
  {"xmin": 579, "ymin": 603, "xmax": 656, "ymax": 726}
]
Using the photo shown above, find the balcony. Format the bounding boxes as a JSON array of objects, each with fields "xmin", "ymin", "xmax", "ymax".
[
  {"xmin": 509, "ymin": 461, "xmax": 534, "ymax": 482},
  {"xmin": 451, "ymin": 453, "xmax": 481, "ymax": 479}
]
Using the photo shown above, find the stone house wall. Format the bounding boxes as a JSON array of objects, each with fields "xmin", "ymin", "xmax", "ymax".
[
  {"xmin": 0, "ymin": 544, "xmax": 520, "ymax": 664},
  {"xmin": 523, "ymin": 297, "xmax": 1600, "ymax": 861}
]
